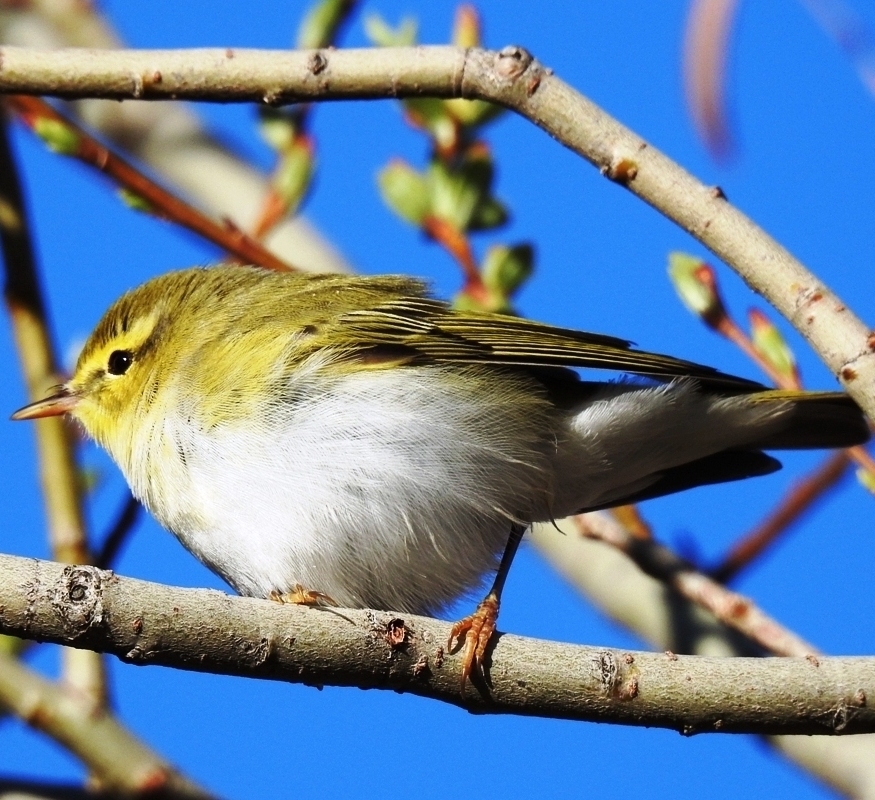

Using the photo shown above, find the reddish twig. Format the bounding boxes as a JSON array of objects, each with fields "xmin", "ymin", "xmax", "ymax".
[
  {"xmin": 683, "ymin": 0, "xmax": 739, "ymax": 161},
  {"xmin": 609, "ymin": 504, "xmax": 653, "ymax": 540},
  {"xmin": 717, "ymin": 314, "xmax": 797, "ymax": 388},
  {"xmin": 573, "ymin": 513, "xmax": 819, "ymax": 657},
  {"xmin": 710, "ymin": 450, "xmax": 851, "ymax": 583},
  {"xmin": 252, "ymin": 186, "xmax": 294, "ymax": 241},
  {"xmin": 422, "ymin": 215, "xmax": 488, "ymax": 301},
  {"xmin": 5, "ymin": 95, "xmax": 296, "ymax": 273}
]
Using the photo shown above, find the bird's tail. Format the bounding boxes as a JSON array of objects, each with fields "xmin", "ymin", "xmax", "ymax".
[{"xmin": 741, "ymin": 390, "xmax": 869, "ymax": 450}]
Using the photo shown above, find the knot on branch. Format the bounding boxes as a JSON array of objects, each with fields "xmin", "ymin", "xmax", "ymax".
[
  {"xmin": 494, "ymin": 46, "xmax": 533, "ymax": 81},
  {"xmin": 592, "ymin": 650, "xmax": 640, "ymax": 701},
  {"xmin": 51, "ymin": 565, "xmax": 109, "ymax": 637}
]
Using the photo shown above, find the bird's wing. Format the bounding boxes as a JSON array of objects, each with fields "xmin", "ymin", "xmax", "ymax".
[{"xmin": 335, "ymin": 296, "xmax": 763, "ymax": 391}]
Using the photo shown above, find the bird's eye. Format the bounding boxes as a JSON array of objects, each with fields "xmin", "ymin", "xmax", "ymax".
[{"xmin": 107, "ymin": 350, "xmax": 134, "ymax": 376}]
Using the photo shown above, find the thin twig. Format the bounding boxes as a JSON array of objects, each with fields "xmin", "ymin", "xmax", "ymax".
[
  {"xmin": 5, "ymin": 95, "xmax": 296, "ymax": 273},
  {"xmin": 95, "ymin": 494, "xmax": 142, "ymax": 570},
  {"xmin": 711, "ymin": 451, "xmax": 851, "ymax": 582},
  {"xmin": 717, "ymin": 315, "xmax": 796, "ymax": 388},
  {"xmin": 683, "ymin": 0, "xmax": 739, "ymax": 160},
  {"xmin": 799, "ymin": 0, "xmax": 875, "ymax": 97},
  {"xmin": 422, "ymin": 215, "xmax": 488, "ymax": 301}
]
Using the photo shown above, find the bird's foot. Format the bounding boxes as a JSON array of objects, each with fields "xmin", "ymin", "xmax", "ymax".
[
  {"xmin": 269, "ymin": 584, "xmax": 337, "ymax": 607},
  {"xmin": 447, "ymin": 592, "xmax": 499, "ymax": 692}
]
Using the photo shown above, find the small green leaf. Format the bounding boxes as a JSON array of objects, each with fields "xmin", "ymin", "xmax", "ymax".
[
  {"xmin": 481, "ymin": 243, "xmax": 534, "ymax": 295},
  {"xmin": 258, "ymin": 107, "xmax": 299, "ymax": 152},
  {"xmin": 453, "ymin": 287, "xmax": 514, "ymax": 315},
  {"xmin": 749, "ymin": 308, "xmax": 798, "ymax": 385},
  {"xmin": 452, "ymin": 5, "xmax": 481, "ymax": 48},
  {"xmin": 457, "ymin": 144, "xmax": 494, "ymax": 194},
  {"xmin": 296, "ymin": 0, "xmax": 353, "ymax": 49},
  {"xmin": 402, "ymin": 98, "xmax": 459, "ymax": 152},
  {"xmin": 117, "ymin": 188, "xmax": 156, "ymax": 214},
  {"xmin": 667, "ymin": 251, "xmax": 727, "ymax": 329},
  {"xmin": 378, "ymin": 160, "xmax": 431, "ymax": 225},
  {"xmin": 428, "ymin": 160, "xmax": 479, "ymax": 230},
  {"xmin": 468, "ymin": 197, "xmax": 508, "ymax": 230},
  {"xmin": 445, "ymin": 98, "xmax": 505, "ymax": 128},
  {"xmin": 856, "ymin": 467, "xmax": 875, "ymax": 495},
  {"xmin": 426, "ymin": 144, "xmax": 508, "ymax": 232},
  {"xmin": 364, "ymin": 13, "xmax": 418, "ymax": 47},
  {"xmin": 273, "ymin": 140, "xmax": 315, "ymax": 215},
  {"xmin": 33, "ymin": 118, "xmax": 80, "ymax": 155}
]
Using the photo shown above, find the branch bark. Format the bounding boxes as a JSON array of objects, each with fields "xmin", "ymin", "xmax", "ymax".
[
  {"xmin": 0, "ymin": 552, "xmax": 872, "ymax": 736},
  {"xmin": 0, "ymin": 44, "xmax": 871, "ymax": 418}
]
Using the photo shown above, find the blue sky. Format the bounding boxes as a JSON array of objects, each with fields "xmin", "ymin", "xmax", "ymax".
[{"xmin": 3, "ymin": 1, "xmax": 875, "ymax": 797}]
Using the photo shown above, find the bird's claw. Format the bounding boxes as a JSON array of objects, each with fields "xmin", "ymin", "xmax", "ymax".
[
  {"xmin": 269, "ymin": 584, "xmax": 337, "ymax": 607},
  {"xmin": 447, "ymin": 593, "xmax": 499, "ymax": 692}
]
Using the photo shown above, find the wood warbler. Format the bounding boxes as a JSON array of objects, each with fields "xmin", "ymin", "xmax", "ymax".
[{"xmin": 12, "ymin": 266, "xmax": 870, "ymax": 687}]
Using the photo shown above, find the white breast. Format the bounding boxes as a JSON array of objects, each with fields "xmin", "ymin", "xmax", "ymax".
[{"xmin": 129, "ymin": 363, "xmax": 554, "ymax": 614}]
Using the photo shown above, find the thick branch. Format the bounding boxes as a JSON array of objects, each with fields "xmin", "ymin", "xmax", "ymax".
[
  {"xmin": 0, "ymin": 552, "xmax": 872, "ymax": 736},
  {"xmin": 0, "ymin": 44, "xmax": 871, "ymax": 416}
]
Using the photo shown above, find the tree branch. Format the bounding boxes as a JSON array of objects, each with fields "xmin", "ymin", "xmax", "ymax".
[
  {"xmin": 5, "ymin": 95, "xmax": 296, "ymax": 272},
  {"xmin": 0, "ymin": 44, "xmax": 871, "ymax": 417},
  {"xmin": 0, "ymin": 112, "xmax": 107, "ymax": 710},
  {"xmin": 570, "ymin": 513, "xmax": 818, "ymax": 657},
  {"xmin": 0, "ymin": 552, "xmax": 872, "ymax": 736},
  {"xmin": 0, "ymin": 8, "xmax": 353, "ymax": 275},
  {"xmin": 0, "ymin": 650, "xmax": 214, "ymax": 798}
]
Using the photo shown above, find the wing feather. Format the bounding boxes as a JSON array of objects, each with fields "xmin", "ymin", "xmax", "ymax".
[{"xmin": 337, "ymin": 297, "xmax": 762, "ymax": 390}]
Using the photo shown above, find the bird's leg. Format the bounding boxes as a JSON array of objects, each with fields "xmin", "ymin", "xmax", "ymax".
[
  {"xmin": 448, "ymin": 522, "xmax": 526, "ymax": 692},
  {"xmin": 269, "ymin": 584, "xmax": 337, "ymax": 607}
]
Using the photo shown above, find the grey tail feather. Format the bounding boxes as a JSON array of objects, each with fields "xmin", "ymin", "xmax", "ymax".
[
  {"xmin": 580, "ymin": 450, "xmax": 782, "ymax": 513},
  {"xmin": 753, "ymin": 392, "xmax": 870, "ymax": 450}
]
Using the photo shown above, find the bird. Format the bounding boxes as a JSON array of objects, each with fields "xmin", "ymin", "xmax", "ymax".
[{"xmin": 12, "ymin": 265, "xmax": 870, "ymax": 688}]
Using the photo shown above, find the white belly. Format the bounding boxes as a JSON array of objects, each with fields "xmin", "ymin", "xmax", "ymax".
[
  {"xmin": 133, "ymin": 364, "xmax": 554, "ymax": 614},
  {"xmin": 125, "ymin": 365, "xmax": 790, "ymax": 615}
]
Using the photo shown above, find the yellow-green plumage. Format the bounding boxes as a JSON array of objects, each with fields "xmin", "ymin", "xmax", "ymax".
[{"xmin": 17, "ymin": 265, "xmax": 869, "ymax": 613}]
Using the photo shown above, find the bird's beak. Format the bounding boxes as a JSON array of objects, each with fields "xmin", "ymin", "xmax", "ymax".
[{"xmin": 11, "ymin": 387, "xmax": 79, "ymax": 421}]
